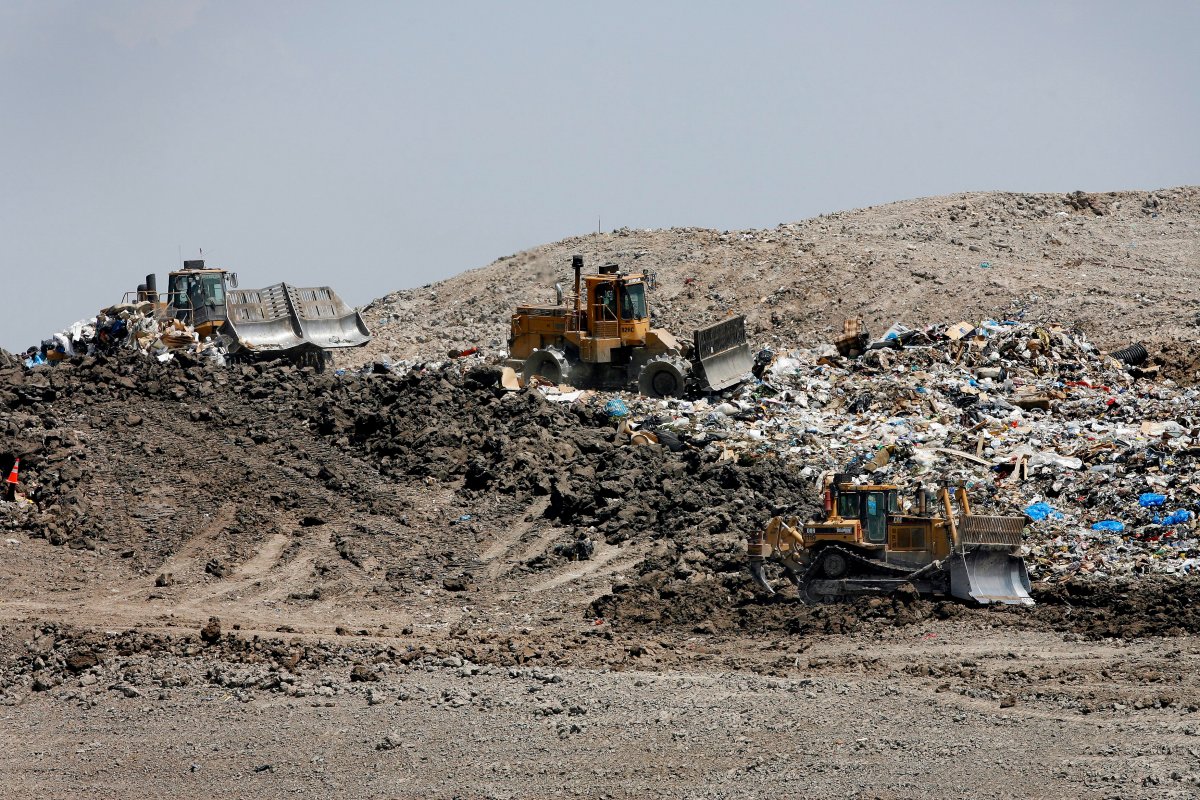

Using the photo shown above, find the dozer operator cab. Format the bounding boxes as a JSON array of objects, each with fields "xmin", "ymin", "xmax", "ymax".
[
  {"xmin": 163, "ymin": 260, "xmax": 239, "ymax": 338},
  {"xmin": 507, "ymin": 254, "xmax": 753, "ymax": 396},
  {"xmin": 575, "ymin": 262, "xmax": 651, "ymax": 345},
  {"xmin": 750, "ymin": 477, "xmax": 1034, "ymax": 606},
  {"xmin": 814, "ymin": 482, "xmax": 902, "ymax": 545}
]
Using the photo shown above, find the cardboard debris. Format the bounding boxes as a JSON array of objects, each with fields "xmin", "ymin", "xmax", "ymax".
[
  {"xmin": 499, "ymin": 366, "xmax": 522, "ymax": 391},
  {"xmin": 946, "ymin": 321, "xmax": 975, "ymax": 341}
]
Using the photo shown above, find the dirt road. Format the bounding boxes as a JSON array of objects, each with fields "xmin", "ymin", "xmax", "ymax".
[{"xmin": 3, "ymin": 492, "xmax": 1199, "ymax": 800}]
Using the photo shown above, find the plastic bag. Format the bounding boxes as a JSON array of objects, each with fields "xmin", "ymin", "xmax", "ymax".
[
  {"xmin": 1156, "ymin": 509, "xmax": 1192, "ymax": 526},
  {"xmin": 1024, "ymin": 502, "xmax": 1062, "ymax": 521},
  {"xmin": 604, "ymin": 398, "xmax": 629, "ymax": 418},
  {"xmin": 1029, "ymin": 452, "xmax": 1083, "ymax": 470},
  {"xmin": 1138, "ymin": 493, "xmax": 1167, "ymax": 508}
]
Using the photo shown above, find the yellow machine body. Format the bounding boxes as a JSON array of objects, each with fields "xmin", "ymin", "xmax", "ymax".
[
  {"xmin": 509, "ymin": 271, "xmax": 653, "ymax": 364},
  {"xmin": 507, "ymin": 256, "xmax": 752, "ymax": 397},
  {"xmin": 750, "ymin": 481, "xmax": 1033, "ymax": 605}
]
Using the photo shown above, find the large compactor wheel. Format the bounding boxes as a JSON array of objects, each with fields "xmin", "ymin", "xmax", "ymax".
[
  {"xmin": 523, "ymin": 347, "xmax": 571, "ymax": 385},
  {"xmin": 638, "ymin": 356, "xmax": 689, "ymax": 399}
]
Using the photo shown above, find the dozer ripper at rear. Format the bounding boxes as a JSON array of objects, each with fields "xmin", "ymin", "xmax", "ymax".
[
  {"xmin": 505, "ymin": 255, "xmax": 753, "ymax": 397},
  {"xmin": 748, "ymin": 476, "xmax": 1033, "ymax": 606},
  {"xmin": 129, "ymin": 260, "xmax": 371, "ymax": 368}
]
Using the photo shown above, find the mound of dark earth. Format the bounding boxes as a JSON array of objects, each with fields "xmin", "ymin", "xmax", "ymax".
[{"xmin": 4, "ymin": 351, "xmax": 1199, "ymax": 642}]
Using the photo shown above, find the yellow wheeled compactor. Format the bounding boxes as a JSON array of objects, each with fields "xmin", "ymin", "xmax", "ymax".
[
  {"xmin": 128, "ymin": 260, "xmax": 371, "ymax": 368},
  {"xmin": 506, "ymin": 256, "xmax": 752, "ymax": 398}
]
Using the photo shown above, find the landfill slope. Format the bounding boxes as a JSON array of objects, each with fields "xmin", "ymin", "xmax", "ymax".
[
  {"xmin": 351, "ymin": 186, "xmax": 1200, "ymax": 368},
  {"xmin": 5, "ymin": 180, "xmax": 1200, "ymax": 796},
  {"xmin": 2, "ymin": 354, "xmax": 1200, "ymax": 797}
]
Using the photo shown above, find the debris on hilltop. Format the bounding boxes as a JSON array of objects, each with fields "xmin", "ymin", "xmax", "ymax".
[
  {"xmin": 4, "ymin": 311, "xmax": 1199, "ymax": 589},
  {"xmin": 349, "ymin": 187, "xmax": 1200, "ymax": 368},
  {"xmin": 20, "ymin": 306, "xmax": 225, "ymax": 369}
]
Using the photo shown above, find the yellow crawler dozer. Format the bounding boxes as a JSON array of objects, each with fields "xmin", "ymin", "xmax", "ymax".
[{"xmin": 748, "ymin": 475, "xmax": 1033, "ymax": 605}]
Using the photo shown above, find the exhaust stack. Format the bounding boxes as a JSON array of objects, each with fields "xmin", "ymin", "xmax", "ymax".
[{"xmin": 571, "ymin": 255, "xmax": 582, "ymax": 313}]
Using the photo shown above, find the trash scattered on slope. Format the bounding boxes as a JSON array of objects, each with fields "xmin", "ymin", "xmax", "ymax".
[
  {"xmin": 24, "ymin": 305, "xmax": 225, "ymax": 367},
  {"xmin": 514, "ymin": 316, "xmax": 1199, "ymax": 580},
  {"xmin": 10, "ymin": 306, "xmax": 1200, "ymax": 582}
]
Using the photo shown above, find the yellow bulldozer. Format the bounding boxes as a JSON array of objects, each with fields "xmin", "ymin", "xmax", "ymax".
[
  {"xmin": 748, "ymin": 474, "xmax": 1034, "ymax": 605},
  {"xmin": 506, "ymin": 256, "xmax": 752, "ymax": 397},
  {"xmin": 128, "ymin": 260, "xmax": 371, "ymax": 367}
]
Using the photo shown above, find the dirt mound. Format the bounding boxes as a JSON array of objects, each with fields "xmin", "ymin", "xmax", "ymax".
[
  {"xmin": 591, "ymin": 578, "xmax": 962, "ymax": 636},
  {"xmin": 1029, "ymin": 577, "xmax": 1200, "ymax": 638},
  {"xmin": 310, "ymin": 364, "xmax": 820, "ymax": 580},
  {"xmin": 6, "ymin": 350, "xmax": 1200, "ymax": 645},
  {"xmin": 350, "ymin": 187, "xmax": 1200, "ymax": 369},
  {"xmin": 0, "ymin": 351, "xmax": 815, "ymax": 605},
  {"xmin": 1147, "ymin": 340, "xmax": 1200, "ymax": 385},
  {"xmin": 592, "ymin": 571, "xmax": 1200, "ymax": 641}
]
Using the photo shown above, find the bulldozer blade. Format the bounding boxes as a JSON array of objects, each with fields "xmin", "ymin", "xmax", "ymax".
[
  {"xmin": 949, "ymin": 548, "xmax": 1034, "ymax": 606},
  {"xmin": 749, "ymin": 561, "xmax": 775, "ymax": 595},
  {"xmin": 692, "ymin": 316, "xmax": 753, "ymax": 391},
  {"xmin": 225, "ymin": 283, "xmax": 371, "ymax": 354}
]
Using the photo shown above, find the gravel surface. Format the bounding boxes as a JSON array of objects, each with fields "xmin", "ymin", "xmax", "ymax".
[{"xmin": 3, "ymin": 621, "xmax": 1199, "ymax": 799}]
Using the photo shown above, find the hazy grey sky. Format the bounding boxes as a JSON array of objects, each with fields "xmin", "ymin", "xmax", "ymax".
[{"xmin": 2, "ymin": 1, "xmax": 1197, "ymax": 351}]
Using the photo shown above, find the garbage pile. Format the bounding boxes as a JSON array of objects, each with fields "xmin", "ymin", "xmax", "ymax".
[
  {"xmin": 3, "ymin": 322, "xmax": 1199, "ymax": 639},
  {"xmin": 22, "ymin": 303, "xmax": 228, "ymax": 367},
  {"xmin": 7, "ymin": 306, "xmax": 1200, "ymax": 592},
  {"xmin": 526, "ymin": 318, "xmax": 1199, "ymax": 580}
]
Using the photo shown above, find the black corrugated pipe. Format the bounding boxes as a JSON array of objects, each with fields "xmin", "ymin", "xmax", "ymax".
[{"xmin": 1111, "ymin": 343, "xmax": 1148, "ymax": 366}]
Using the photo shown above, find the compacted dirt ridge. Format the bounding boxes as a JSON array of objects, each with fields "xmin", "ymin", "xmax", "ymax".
[{"xmin": 4, "ymin": 188, "xmax": 1200, "ymax": 799}]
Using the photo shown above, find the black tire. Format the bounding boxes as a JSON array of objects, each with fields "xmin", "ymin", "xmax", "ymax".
[
  {"xmin": 523, "ymin": 348, "xmax": 568, "ymax": 385},
  {"xmin": 638, "ymin": 357, "xmax": 688, "ymax": 399}
]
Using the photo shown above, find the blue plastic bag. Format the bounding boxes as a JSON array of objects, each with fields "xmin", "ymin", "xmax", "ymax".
[
  {"xmin": 1091, "ymin": 520, "xmax": 1125, "ymax": 533},
  {"xmin": 1024, "ymin": 502, "xmax": 1061, "ymax": 522},
  {"xmin": 1157, "ymin": 509, "xmax": 1192, "ymax": 526},
  {"xmin": 604, "ymin": 398, "xmax": 629, "ymax": 418},
  {"xmin": 1138, "ymin": 493, "xmax": 1166, "ymax": 508}
]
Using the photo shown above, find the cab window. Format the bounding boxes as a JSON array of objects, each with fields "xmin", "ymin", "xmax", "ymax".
[
  {"xmin": 169, "ymin": 275, "xmax": 192, "ymax": 309},
  {"xmin": 620, "ymin": 282, "xmax": 647, "ymax": 320},
  {"xmin": 837, "ymin": 493, "xmax": 858, "ymax": 519},
  {"xmin": 201, "ymin": 275, "xmax": 225, "ymax": 305}
]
